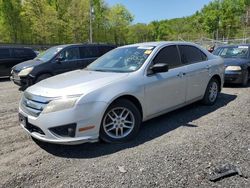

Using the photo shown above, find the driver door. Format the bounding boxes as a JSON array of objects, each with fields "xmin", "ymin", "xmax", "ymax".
[
  {"xmin": 144, "ymin": 45, "xmax": 187, "ymax": 117},
  {"xmin": 53, "ymin": 47, "xmax": 80, "ymax": 75}
]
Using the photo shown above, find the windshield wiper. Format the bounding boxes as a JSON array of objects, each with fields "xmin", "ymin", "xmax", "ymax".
[{"xmin": 92, "ymin": 69, "xmax": 110, "ymax": 72}]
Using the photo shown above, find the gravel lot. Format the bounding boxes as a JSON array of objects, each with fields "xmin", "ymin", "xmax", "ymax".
[{"xmin": 0, "ymin": 79, "xmax": 249, "ymax": 188}]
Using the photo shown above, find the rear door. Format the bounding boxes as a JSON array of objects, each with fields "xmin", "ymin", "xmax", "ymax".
[
  {"xmin": 178, "ymin": 45, "xmax": 210, "ymax": 101},
  {"xmin": 78, "ymin": 46, "xmax": 99, "ymax": 68},
  {"xmin": 53, "ymin": 46, "xmax": 80, "ymax": 75},
  {"xmin": 0, "ymin": 48, "xmax": 12, "ymax": 76},
  {"xmin": 144, "ymin": 45, "xmax": 187, "ymax": 116}
]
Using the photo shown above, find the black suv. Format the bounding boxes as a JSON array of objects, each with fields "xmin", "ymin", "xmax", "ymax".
[
  {"xmin": 11, "ymin": 44, "xmax": 116, "ymax": 87},
  {"xmin": 0, "ymin": 47, "xmax": 36, "ymax": 78}
]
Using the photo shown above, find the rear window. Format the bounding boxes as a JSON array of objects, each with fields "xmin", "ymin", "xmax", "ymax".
[
  {"xmin": 0, "ymin": 48, "xmax": 10, "ymax": 59},
  {"xmin": 79, "ymin": 46, "xmax": 99, "ymax": 58}
]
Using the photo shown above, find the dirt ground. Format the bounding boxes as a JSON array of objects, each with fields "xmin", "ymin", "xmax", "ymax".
[{"xmin": 0, "ymin": 79, "xmax": 249, "ymax": 188}]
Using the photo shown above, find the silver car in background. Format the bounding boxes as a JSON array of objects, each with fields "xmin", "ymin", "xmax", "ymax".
[{"xmin": 19, "ymin": 42, "xmax": 224, "ymax": 145}]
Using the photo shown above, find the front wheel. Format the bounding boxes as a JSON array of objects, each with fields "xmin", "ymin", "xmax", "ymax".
[
  {"xmin": 100, "ymin": 99, "xmax": 141, "ymax": 143},
  {"xmin": 202, "ymin": 78, "xmax": 219, "ymax": 105},
  {"xmin": 242, "ymin": 71, "xmax": 249, "ymax": 87}
]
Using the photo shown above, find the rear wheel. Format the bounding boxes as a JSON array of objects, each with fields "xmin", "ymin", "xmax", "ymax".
[
  {"xmin": 35, "ymin": 74, "xmax": 51, "ymax": 83},
  {"xmin": 100, "ymin": 99, "xmax": 141, "ymax": 143},
  {"xmin": 202, "ymin": 78, "xmax": 219, "ymax": 105}
]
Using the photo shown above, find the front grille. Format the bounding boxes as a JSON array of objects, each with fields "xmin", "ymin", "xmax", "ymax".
[{"xmin": 21, "ymin": 92, "xmax": 51, "ymax": 117}]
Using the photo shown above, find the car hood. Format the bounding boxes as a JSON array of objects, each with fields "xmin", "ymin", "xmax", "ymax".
[
  {"xmin": 223, "ymin": 58, "xmax": 250, "ymax": 66},
  {"xmin": 26, "ymin": 70, "xmax": 129, "ymax": 98},
  {"xmin": 12, "ymin": 59, "xmax": 44, "ymax": 72}
]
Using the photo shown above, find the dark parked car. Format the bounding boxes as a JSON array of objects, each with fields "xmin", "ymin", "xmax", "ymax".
[
  {"xmin": 213, "ymin": 44, "xmax": 250, "ymax": 86},
  {"xmin": 0, "ymin": 47, "xmax": 36, "ymax": 78},
  {"xmin": 11, "ymin": 44, "xmax": 116, "ymax": 88}
]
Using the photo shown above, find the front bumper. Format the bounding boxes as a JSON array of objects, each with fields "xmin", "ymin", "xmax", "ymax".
[
  {"xmin": 19, "ymin": 101, "xmax": 107, "ymax": 145},
  {"xmin": 10, "ymin": 73, "xmax": 32, "ymax": 87},
  {"xmin": 224, "ymin": 71, "xmax": 244, "ymax": 84}
]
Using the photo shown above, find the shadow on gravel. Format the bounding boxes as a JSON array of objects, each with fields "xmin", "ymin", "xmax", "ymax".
[
  {"xmin": 35, "ymin": 92, "xmax": 237, "ymax": 159},
  {"xmin": 224, "ymin": 82, "xmax": 250, "ymax": 88}
]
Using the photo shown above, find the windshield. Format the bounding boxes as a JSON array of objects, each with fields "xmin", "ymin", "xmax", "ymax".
[
  {"xmin": 36, "ymin": 46, "xmax": 63, "ymax": 61},
  {"xmin": 215, "ymin": 46, "xmax": 249, "ymax": 59},
  {"xmin": 87, "ymin": 46, "xmax": 155, "ymax": 73}
]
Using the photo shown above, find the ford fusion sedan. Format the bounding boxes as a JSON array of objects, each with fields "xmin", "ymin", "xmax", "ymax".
[
  {"xmin": 11, "ymin": 44, "xmax": 116, "ymax": 88},
  {"xmin": 19, "ymin": 42, "xmax": 224, "ymax": 145},
  {"xmin": 213, "ymin": 44, "xmax": 250, "ymax": 86}
]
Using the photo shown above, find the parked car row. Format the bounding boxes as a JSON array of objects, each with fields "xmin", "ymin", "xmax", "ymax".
[
  {"xmin": 1, "ymin": 41, "xmax": 249, "ymax": 145},
  {"xmin": 18, "ymin": 42, "xmax": 224, "ymax": 145}
]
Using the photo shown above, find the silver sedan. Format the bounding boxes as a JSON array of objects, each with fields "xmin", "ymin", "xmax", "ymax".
[{"xmin": 18, "ymin": 42, "xmax": 224, "ymax": 144}]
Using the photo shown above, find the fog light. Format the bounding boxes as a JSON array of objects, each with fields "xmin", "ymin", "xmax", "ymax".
[{"xmin": 49, "ymin": 124, "xmax": 76, "ymax": 138}]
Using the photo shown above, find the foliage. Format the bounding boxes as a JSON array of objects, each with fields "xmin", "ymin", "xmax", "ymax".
[{"xmin": 0, "ymin": 0, "xmax": 249, "ymax": 45}]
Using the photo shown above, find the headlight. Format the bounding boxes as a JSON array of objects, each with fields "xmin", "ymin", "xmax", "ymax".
[
  {"xmin": 225, "ymin": 66, "xmax": 242, "ymax": 71},
  {"xmin": 42, "ymin": 96, "xmax": 80, "ymax": 114},
  {"xmin": 18, "ymin": 67, "xmax": 34, "ymax": 77}
]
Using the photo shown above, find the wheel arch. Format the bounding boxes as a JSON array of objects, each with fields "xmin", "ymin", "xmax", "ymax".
[{"xmin": 109, "ymin": 95, "xmax": 143, "ymax": 119}]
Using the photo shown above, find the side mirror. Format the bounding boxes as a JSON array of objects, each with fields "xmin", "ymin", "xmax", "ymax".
[
  {"xmin": 55, "ymin": 57, "xmax": 64, "ymax": 63},
  {"xmin": 150, "ymin": 63, "xmax": 169, "ymax": 74}
]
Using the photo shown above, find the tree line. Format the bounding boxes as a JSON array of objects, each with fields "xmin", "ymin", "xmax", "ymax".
[{"xmin": 0, "ymin": 0, "xmax": 250, "ymax": 45}]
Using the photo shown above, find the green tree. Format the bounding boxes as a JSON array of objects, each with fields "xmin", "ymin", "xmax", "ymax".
[
  {"xmin": 0, "ymin": 0, "xmax": 23, "ymax": 43},
  {"xmin": 107, "ymin": 4, "xmax": 133, "ymax": 45}
]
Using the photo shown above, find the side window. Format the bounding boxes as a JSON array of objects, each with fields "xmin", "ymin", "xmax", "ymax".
[
  {"xmin": 179, "ymin": 45, "xmax": 207, "ymax": 64},
  {"xmin": 13, "ymin": 48, "xmax": 28, "ymax": 58},
  {"xmin": 25, "ymin": 49, "xmax": 36, "ymax": 57},
  {"xmin": 79, "ymin": 46, "xmax": 99, "ymax": 58},
  {"xmin": 153, "ymin": 45, "xmax": 182, "ymax": 69},
  {"xmin": 98, "ymin": 46, "xmax": 114, "ymax": 56},
  {"xmin": 13, "ymin": 48, "xmax": 35, "ymax": 58},
  {"xmin": 0, "ymin": 48, "xmax": 10, "ymax": 59},
  {"xmin": 58, "ymin": 47, "xmax": 80, "ymax": 61}
]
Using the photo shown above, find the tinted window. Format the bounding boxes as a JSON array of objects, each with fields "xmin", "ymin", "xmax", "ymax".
[
  {"xmin": 179, "ymin": 45, "xmax": 207, "ymax": 64},
  {"xmin": 13, "ymin": 48, "xmax": 35, "ymax": 58},
  {"xmin": 80, "ymin": 46, "xmax": 99, "ymax": 58},
  {"xmin": 58, "ymin": 47, "xmax": 80, "ymax": 61},
  {"xmin": 98, "ymin": 46, "xmax": 114, "ymax": 56},
  {"xmin": 0, "ymin": 48, "xmax": 10, "ymax": 59},
  {"xmin": 153, "ymin": 45, "xmax": 181, "ymax": 69}
]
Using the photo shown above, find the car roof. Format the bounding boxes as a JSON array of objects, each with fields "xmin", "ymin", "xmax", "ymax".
[
  {"xmin": 217, "ymin": 44, "xmax": 250, "ymax": 48},
  {"xmin": 0, "ymin": 46, "xmax": 34, "ymax": 50},
  {"xmin": 53, "ymin": 43, "xmax": 116, "ymax": 48},
  {"xmin": 120, "ymin": 41, "xmax": 199, "ymax": 48}
]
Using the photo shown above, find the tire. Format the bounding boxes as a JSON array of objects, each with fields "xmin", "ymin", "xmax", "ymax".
[
  {"xmin": 100, "ymin": 99, "xmax": 141, "ymax": 143},
  {"xmin": 35, "ymin": 74, "xmax": 51, "ymax": 83},
  {"xmin": 241, "ymin": 71, "xmax": 249, "ymax": 87},
  {"xmin": 202, "ymin": 78, "xmax": 219, "ymax": 106}
]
